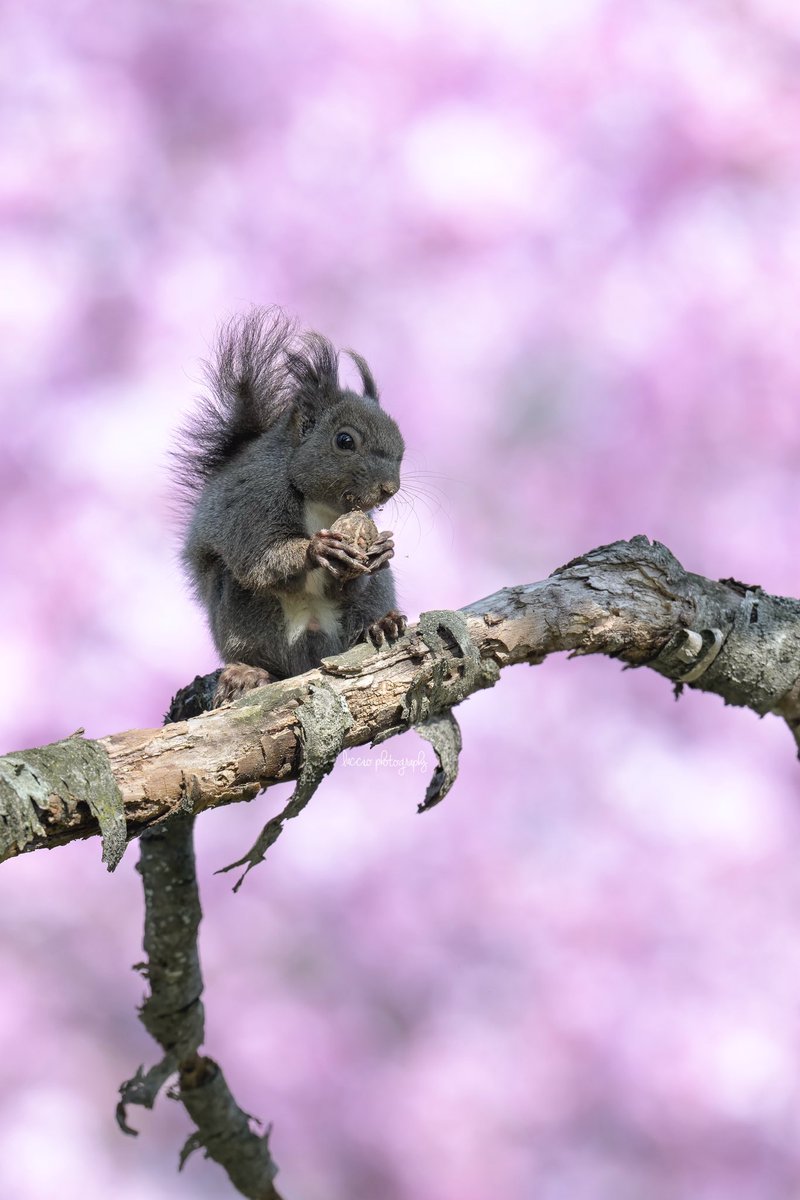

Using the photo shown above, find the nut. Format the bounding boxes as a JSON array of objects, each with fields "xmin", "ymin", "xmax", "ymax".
[{"xmin": 330, "ymin": 510, "xmax": 378, "ymax": 554}]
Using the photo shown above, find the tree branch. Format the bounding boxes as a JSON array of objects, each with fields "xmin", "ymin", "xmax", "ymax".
[
  {"xmin": 117, "ymin": 694, "xmax": 285, "ymax": 1199},
  {"xmin": 2, "ymin": 536, "xmax": 800, "ymax": 867}
]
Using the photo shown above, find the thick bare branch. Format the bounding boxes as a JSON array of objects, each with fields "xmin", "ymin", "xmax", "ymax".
[{"xmin": 2, "ymin": 536, "xmax": 799, "ymax": 865}]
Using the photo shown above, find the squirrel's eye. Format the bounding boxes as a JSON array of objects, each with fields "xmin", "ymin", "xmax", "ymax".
[{"xmin": 335, "ymin": 431, "xmax": 356, "ymax": 451}]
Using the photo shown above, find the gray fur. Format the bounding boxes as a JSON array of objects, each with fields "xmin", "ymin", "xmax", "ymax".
[{"xmin": 179, "ymin": 309, "xmax": 404, "ymax": 680}]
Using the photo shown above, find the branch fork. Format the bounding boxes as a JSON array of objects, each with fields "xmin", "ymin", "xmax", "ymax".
[{"xmin": 4, "ymin": 535, "xmax": 800, "ymax": 1197}]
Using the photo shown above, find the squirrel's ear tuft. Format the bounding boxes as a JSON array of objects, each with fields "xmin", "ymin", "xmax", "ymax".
[
  {"xmin": 345, "ymin": 350, "xmax": 380, "ymax": 403},
  {"xmin": 285, "ymin": 332, "xmax": 340, "ymax": 432}
]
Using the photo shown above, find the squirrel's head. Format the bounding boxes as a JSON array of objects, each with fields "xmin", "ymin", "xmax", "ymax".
[
  {"xmin": 176, "ymin": 308, "xmax": 404, "ymax": 515},
  {"xmin": 286, "ymin": 338, "xmax": 404, "ymax": 514}
]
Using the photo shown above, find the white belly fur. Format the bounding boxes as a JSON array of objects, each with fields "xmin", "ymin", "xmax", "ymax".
[{"xmin": 280, "ymin": 501, "xmax": 343, "ymax": 646}]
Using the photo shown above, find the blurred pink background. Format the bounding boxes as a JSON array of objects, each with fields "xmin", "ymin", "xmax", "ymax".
[{"xmin": 2, "ymin": 2, "xmax": 800, "ymax": 1197}]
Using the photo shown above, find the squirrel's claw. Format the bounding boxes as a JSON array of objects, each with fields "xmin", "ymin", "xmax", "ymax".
[
  {"xmin": 307, "ymin": 530, "xmax": 368, "ymax": 579},
  {"xmin": 367, "ymin": 549, "xmax": 394, "ymax": 572},
  {"xmin": 366, "ymin": 609, "xmax": 407, "ymax": 647},
  {"xmin": 366, "ymin": 531, "xmax": 395, "ymax": 573}
]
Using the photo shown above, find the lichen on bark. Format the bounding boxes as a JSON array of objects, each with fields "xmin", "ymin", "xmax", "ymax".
[{"xmin": 0, "ymin": 733, "xmax": 125, "ymax": 868}]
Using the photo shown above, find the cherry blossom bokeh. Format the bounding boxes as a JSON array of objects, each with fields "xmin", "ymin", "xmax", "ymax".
[{"xmin": 2, "ymin": 2, "xmax": 800, "ymax": 1197}]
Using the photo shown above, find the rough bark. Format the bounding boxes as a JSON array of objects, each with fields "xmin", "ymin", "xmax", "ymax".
[
  {"xmin": 2, "ymin": 536, "xmax": 799, "ymax": 869},
  {"xmin": 117, "ymin": 689, "xmax": 284, "ymax": 1199}
]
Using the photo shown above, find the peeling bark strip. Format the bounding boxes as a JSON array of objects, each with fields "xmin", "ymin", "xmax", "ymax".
[
  {"xmin": 216, "ymin": 681, "xmax": 355, "ymax": 891},
  {"xmin": 2, "ymin": 536, "xmax": 800, "ymax": 866}
]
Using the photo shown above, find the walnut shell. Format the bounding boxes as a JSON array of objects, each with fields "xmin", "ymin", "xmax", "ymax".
[{"xmin": 330, "ymin": 510, "xmax": 378, "ymax": 554}]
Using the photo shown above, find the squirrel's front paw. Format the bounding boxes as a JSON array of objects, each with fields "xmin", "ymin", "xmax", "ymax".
[
  {"xmin": 307, "ymin": 530, "xmax": 368, "ymax": 581},
  {"xmin": 214, "ymin": 663, "xmax": 274, "ymax": 706},
  {"xmin": 365, "ymin": 609, "xmax": 407, "ymax": 647}
]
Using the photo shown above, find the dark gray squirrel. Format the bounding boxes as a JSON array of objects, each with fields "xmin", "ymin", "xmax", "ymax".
[{"xmin": 175, "ymin": 307, "xmax": 407, "ymax": 704}]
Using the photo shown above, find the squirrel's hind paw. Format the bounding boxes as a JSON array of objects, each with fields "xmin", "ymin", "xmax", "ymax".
[{"xmin": 214, "ymin": 663, "xmax": 274, "ymax": 706}]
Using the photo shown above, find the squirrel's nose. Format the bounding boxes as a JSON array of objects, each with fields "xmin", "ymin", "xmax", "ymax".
[{"xmin": 379, "ymin": 481, "xmax": 398, "ymax": 501}]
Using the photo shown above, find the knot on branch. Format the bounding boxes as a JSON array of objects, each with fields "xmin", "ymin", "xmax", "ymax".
[
  {"xmin": 654, "ymin": 626, "xmax": 725, "ymax": 684},
  {"xmin": 406, "ymin": 609, "xmax": 500, "ymax": 721},
  {"xmin": 651, "ymin": 585, "xmax": 800, "ymax": 715}
]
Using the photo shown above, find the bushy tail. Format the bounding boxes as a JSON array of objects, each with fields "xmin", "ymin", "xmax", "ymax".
[{"xmin": 173, "ymin": 306, "xmax": 300, "ymax": 498}]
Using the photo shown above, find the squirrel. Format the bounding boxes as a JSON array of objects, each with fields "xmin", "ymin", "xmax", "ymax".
[{"xmin": 175, "ymin": 307, "xmax": 407, "ymax": 704}]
